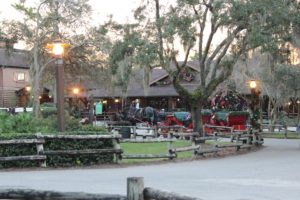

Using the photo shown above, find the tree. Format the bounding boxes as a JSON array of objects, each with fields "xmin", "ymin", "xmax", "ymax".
[
  {"xmin": 126, "ymin": 0, "xmax": 299, "ymax": 135},
  {"xmin": 259, "ymin": 64, "xmax": 300, "ymax": 125},
  {"xmin": 5, "ymin": 0, "xmax": 92, "ymax": 118}
]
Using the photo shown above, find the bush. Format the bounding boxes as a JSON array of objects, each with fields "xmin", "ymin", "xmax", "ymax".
[
  {"xmin": 44, "ymin": 131, "xmax": 113, "ymax": 167},
  {"xmin": 0, "ymin": 111, "xmax": 109, "ymax": 134},
  {"xmin": 41, "ymin": 107, "xmax": 57, "ymax": 118},
  {"xmin": 0, "ymin": 131, "xmax": 114, "ymax": 168},
  {"xmin": 41, "ymin": 102, "xmax": 56, "ymax": 107},
  {"xmin": 0, "ymin": 112, "xmax": 37, "ymax": 133},
  {"xmin": 0, "ymin": 110, "xmax": 114, "ymax": 168},
  {"xmin": 0, "ymin": 133, "xmax": 39, "ymax": 168}
]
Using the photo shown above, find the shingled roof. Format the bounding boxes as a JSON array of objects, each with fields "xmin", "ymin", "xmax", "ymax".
[{"xmin": 0, "ymin": 49, "xmax": 29, "ymax": 68}]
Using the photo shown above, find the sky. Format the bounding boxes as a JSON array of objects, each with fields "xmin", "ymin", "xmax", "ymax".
[
  {"xmin": 0, "ymin": 0, "xmax": 140, "ymax": 22},
  {"xmin": 0, "ymin": 0, "xmax": 222, "ymax": 59},
  {"xmin": 0, "ymin": 0, "xmax": 141, "ymax": 48}
]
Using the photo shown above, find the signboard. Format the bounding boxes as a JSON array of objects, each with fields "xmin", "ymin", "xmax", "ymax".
[{"xmin": 95, "ymin": 102, "xmax": 103, "ymax": 114}]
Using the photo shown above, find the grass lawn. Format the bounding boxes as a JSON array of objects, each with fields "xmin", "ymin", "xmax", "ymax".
[
  {"xmin": 262, "ymin": 132, "xmax": 300, "ymax": 139},
  {"xmin": 120, "ymin": 140, "xmax": 194, "ymax": 163}
]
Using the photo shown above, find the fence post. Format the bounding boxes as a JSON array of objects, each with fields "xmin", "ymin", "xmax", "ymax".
[
  {"xmin": 133, "ymin": 126, "xmax": 137, "ymax": 139},
  {"xmin": 127, "ymin": 177, "xmax": 144, "ymax": 200},
  {"xmin": 36, "ymin": 133, "xmax": 46, "ymax": 167},
  {"xmin": 154, "ymin": 126, "xmax": 158, "ymax": 138},
  {"xmin": 235, "ymin": 134, "xmax": 240, "ymax": 144},
  {"xmin": 168, "ymin": 131, "xmax": 174, "ymax": 160},
  {"xmin": 284, "ymin": 124, "xmax": 288, "ymax": 139},
  {"xmin": 113, "ymin": 131, "xmax": 121, "ymax": 163},
  {"xmin": 252, "ymin": 131, "xmax": 257, "ymax": 145}
]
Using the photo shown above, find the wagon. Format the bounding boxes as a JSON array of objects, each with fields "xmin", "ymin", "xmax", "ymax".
[{"xmin": 158, "ymin": 110, "xmax": 249, "ymax": 135}]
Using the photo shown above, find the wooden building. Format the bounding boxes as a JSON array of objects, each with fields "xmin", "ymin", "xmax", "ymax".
[
  {"xmin": 0, "ymin": 42, "xmax": 30, "ymax": 107},
  {"xmin": 80, "ymin": 61, "xmax": 204, "ymax": 112}
]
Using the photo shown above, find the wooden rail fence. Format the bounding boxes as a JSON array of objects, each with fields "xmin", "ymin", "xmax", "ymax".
[
  {"xmin": 0, "ymin": 128, "xmax": 263, "ymax": 167},
  {"xmin": 0, "ymin": 134, "xmax": 123, "ymax": 167},
  {"xmin": 261, "ymin": 124, "xmax": 288, "ymax": 138},
  {"xmin": 0, "ymin": 138, "xmax": 46, "ymax": 167},
  {"xmin": 36, "ymin": 133, "xmax": 123, "ymax": 167},
  {"xmin": 0, "ymin": 177, "xmax": 202, "ymax": 200}
]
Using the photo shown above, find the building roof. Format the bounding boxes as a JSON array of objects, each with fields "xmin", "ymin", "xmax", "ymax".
[
  {"xmin": 0, "ymin": 49, "xmax": 29, "ymax": 68},
  {"xmin": 80, "ymin": 61, "xmax": 201, "ymax": 98}
]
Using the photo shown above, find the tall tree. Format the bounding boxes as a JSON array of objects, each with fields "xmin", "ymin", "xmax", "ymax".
[
  {"xmin": 259, "ymin": 64, "xmax": 300, "ymax": 124},
  {"xmin": 7, "ymin": 0, "xmax": 91, "ymax": 117},
  {"xmin": 128, "ymin": 0, "xmax": 299, "ymax": 135}
]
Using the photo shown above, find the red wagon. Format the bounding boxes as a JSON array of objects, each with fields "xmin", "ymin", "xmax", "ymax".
[{"xmin": 158, "ymin": 111, "xmax": 249, "ymax": 135}]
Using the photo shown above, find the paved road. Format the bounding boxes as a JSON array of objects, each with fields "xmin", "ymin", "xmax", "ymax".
[{"xmin": 0, "ymin": 138, "xmax": 299, "ymax": 200}]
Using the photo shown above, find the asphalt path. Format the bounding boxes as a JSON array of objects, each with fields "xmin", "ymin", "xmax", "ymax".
[{"xmin": 0, "ymin": 138, "xmax": 299, "ymax": 200}]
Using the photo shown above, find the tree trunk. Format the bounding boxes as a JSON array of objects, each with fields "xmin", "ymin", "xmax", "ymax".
[
  {"xmin": 191, "ymin": 103, "xmax": 203, "ymax": 136},
  {"xmin": 269, "ymin": 107, "xmax": 277, "ymax": 132},
  {"xmin": 32, "ymin": 76, "xmax": 41, "ymax": 118},
  {"xmin": 298, "ymin": 103, "xmax": 300, "ymax": 123}
]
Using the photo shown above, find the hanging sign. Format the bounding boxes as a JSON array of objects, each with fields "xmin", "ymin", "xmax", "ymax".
[{"xmin": 95, "ymin": 102, "xmax": 103, "ymax": 114}]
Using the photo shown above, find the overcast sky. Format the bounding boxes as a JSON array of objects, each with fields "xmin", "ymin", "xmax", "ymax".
[
  {"xmin": 0, "ymin": 0, "xmax": 141, "ymax": 49},
  {"xmin": 0, "ymin": 0, "xmax": 140, "ymax": 24}
]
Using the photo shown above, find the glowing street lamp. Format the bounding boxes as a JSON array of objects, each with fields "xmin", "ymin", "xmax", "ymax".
[
  {"xmin": 52, "ymin": 43, "xmax": 64, "ymax": 56},
  {"xmin": 25, "ymin": 86, "xmax": 31, "ymax": 92},
  {"xmin": 72, "ymin": 88, "xmax": 80, "ymax": 95},
  {"xmin": 247, "ymin": 79, "xmax": 261, "ymax": 129},
  {"xmin": 45, "ymin": 39, "xmax": 70, "ymax": 132},
  {"xmin": 249, "ymin": 80, "xmax": 257, "ymax": 89}
]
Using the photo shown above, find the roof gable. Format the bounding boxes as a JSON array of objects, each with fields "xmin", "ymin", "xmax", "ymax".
[{"xmin": 149, "ymin": 61, "xmax": 200, "ymax": 86}]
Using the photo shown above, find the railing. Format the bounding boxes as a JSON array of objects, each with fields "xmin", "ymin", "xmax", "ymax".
[
  {"xmin": 0, "ymin": 177, "xmax": 201, "ymax": 200},
  {"xmin": 0, "ymin": 128, "xmax": 263, "ymax": 167},
  {"xmin": 120, "ymin": 132, "xmax": 199, "ymax": 160},
  {"xmin": 260, "ymin": 124, "xmax": 288, "ymax": 138},
  {"xmin": 117, "ymin": 128, "xmax": 263, "ymax": 161},
  {"xmin": 0, "ymin": 138, "xmax": 46, "ymax": 167},
  {"xmin": 36, "ymin": 133, "xmax": 123, "ymax": 166},
  {"xmin": 0, "ymin": 133, "xmax": 123, "ymax": 167}
]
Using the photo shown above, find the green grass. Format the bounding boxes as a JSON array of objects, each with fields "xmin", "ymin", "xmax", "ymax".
[
  {"xmin": 262, "ymin": 132, "xmax": 300, "ymax": 139},
  {"xmin": 120, "ymin": 140, "xmax": 193, "ymax": 163}
]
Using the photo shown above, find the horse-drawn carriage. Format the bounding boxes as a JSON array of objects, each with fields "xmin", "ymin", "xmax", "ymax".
[
  {"xmin": 157, "ymin": 110, "xmax": 249, "ymax": 135},
  {"xmin": 119, "ymin": 90, "xmax": 252, "ymax": 136}
]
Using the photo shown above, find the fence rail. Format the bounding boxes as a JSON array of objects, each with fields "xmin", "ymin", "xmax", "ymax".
[
  {"xmin": 0, "ymin": 177, "xmax": 202, "ymax": 200},
  {"xmin": 260, "ymin": 124, "xmax": 288, "ymax": 138},
  {"xmin": 0, "ymin": 127, "xmax": 263, "ymax": 167},
  {"xmin": 0, "ymin": 138, "xmax": 46, "ymax": 165},
  {"xmin": 0, "ymin": 189, "xmax": 126, "ymax": 200}
]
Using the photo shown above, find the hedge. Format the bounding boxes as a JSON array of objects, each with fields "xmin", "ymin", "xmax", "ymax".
[
  {"xmin": 0, "ymin": 133, "xmax": 38, "ymax": 168},
  {"xmin": 0, "ymin": 131, "xmax": 114, "ymax": 168}
]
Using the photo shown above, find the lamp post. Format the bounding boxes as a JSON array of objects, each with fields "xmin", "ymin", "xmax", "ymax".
[
  {"xmin": 249, "ymin": 80, "xmax": 257, "ymax": 105},
  {"xmin": 72, "ymin": 87, "xmax": 80, "ymax": 118},
  {"xmin": 46, "ymin": 39, "xmax": 70, "ymax": 132},
  {"xmin": 247, "ymin": 80, "xmax": 260, "ymax": 129}
]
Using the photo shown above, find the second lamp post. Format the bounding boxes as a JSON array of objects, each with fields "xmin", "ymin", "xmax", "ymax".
[{"xmin": 48, "ymin": 40, "xmax": 69, "ymax": 132}]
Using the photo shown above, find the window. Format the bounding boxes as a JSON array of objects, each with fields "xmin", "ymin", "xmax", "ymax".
[
  {"xmin": 17, "ymin": 73, "xmax": 25, "ymax": 81},
  {"xmin": 14, "ymin": 72, "xmax": 27, "ymax": 82}
]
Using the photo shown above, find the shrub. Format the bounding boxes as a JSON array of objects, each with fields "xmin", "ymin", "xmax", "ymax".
[
  {"xmin": 0, "ymin": 133, "xmax": 39, "ymax": 168},
  {"xmin": 41, "ymin": 102, "xmax": 56, "ymax": 107},
  {"xmin": 0, "ymin": 131, "xmax": 114, "ymax": 168},
  {"xmin": 0, "ymin": 113, "xmax": 37, "ymax": 133},
  {"xmin": 44, "ymin": 131, "xmax": 113, "ymax": 167},
  {"xmin": 41, "ymin": 107, "xmax": 57, "ymax": 118}
]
